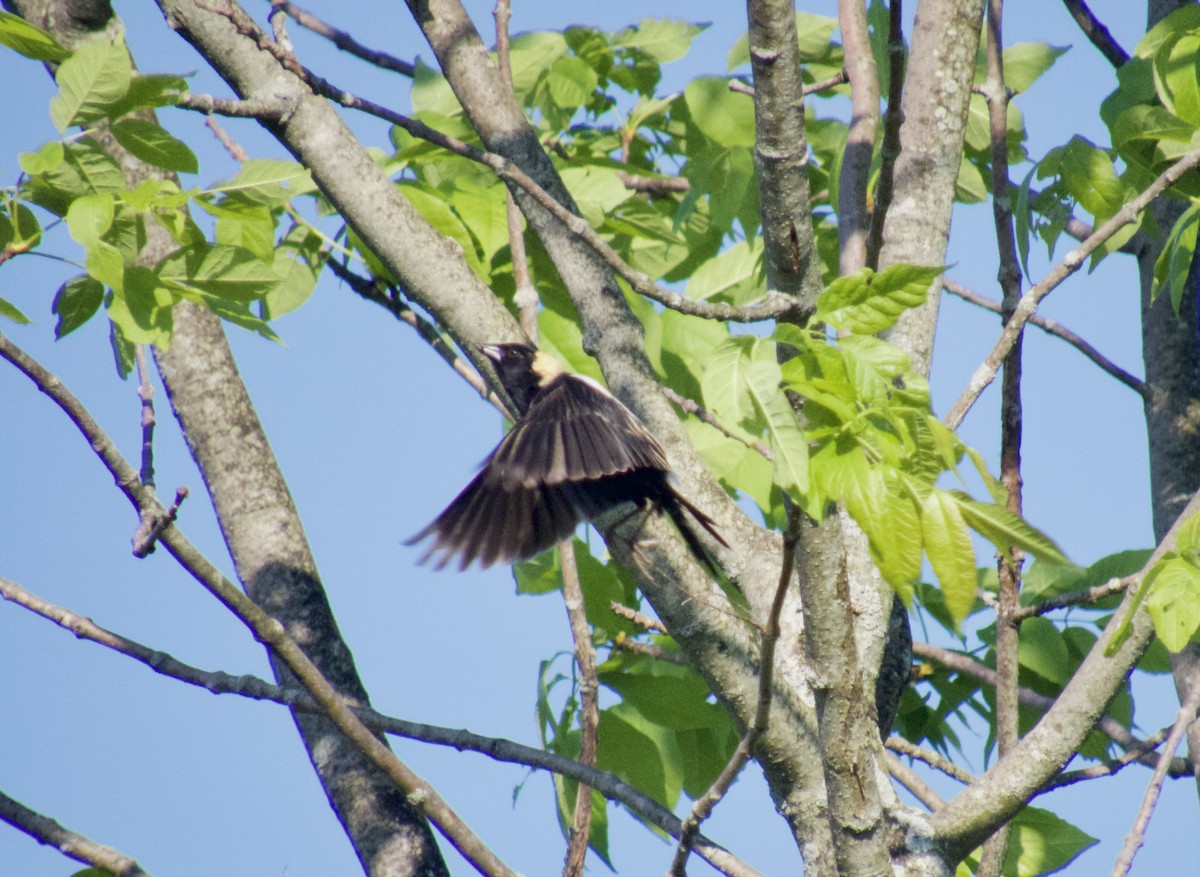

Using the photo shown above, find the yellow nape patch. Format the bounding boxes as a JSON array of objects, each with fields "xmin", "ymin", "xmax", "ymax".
[{"xmin": 531, "ymin": 351, "xmax": 564, "ymax": 385}]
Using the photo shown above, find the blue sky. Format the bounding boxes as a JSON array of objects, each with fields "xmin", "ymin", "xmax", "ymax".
[{"xmin": 0, "ymin": 1, "xmax": 1192, "ymax": 875}]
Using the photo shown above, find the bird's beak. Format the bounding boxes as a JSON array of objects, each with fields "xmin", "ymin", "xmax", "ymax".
[{"xmin": 477, "ymin": 344, "xmax": 502, "ymax": 364}]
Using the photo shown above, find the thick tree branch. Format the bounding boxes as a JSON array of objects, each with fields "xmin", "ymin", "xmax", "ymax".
[{"xmin": 836, "ymin": 0, "xmax": 880, "ymax": 274}]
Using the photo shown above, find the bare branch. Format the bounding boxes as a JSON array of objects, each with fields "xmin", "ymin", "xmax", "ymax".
[
  {"xmin": 0, "ymin": 573, "xmax": 759, "ymax": 877},
  {"xmin": 0, "ymin": 332, "xmax": 521, "ymax": 877},
  {"xmin": 944, "ymin": 143, "xmax": 1200, "ymax": 429},
  {"xmin": 1044, "ymin": 726, "xmax": 1174, "ymax": 790},
  {"xmin": 1011, "ymin": 575, "xmax": 1132, "ymax": 622},
  {"xmin": 837, "ymin": 0, "xmax": 880, "ymax": 274},
  {"xmin": 1110, "ymin": 688, "xmax": 1200, "ymax": 876},
  {"xmin": 943, "ymin": 278, "xmax": 1148, "ymax": 398},
  {"xmin": 0, "ymin": 789, "xmax": 151, "ymax": 877},
  {"xmin": 270, "ymin": 0, "xmax": 416, "ymax": 75},
  {"xmin": 1061, "ymin": 0, "xmax": 1129, "ymax": 68},
  {"xmin": 883, "ymin": 752, "xmax": 945, "ymax": 810},
  {"xmin": 559, "ymin": 540, "xmax": 599, "ymax": 877},
  {"xmin": 670, "ymin": 511, "xmax": 801, "ymax": 874},
  {"xmin": 886, "ymin": 736, "xmax": 976, "ymax": 785}
]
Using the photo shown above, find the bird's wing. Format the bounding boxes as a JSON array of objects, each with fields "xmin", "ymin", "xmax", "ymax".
[
  {"xmin": 406, "ymin": 468, "xmax": 580, "ymax": 570},
  {"xmin": 486, "ymin": 375, "xmax": 670, "ymax": 487}
]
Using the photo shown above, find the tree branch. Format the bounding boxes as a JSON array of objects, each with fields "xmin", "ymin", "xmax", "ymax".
[
  {"xmin": 0, "ymin": 789, "xmax": 150, "ymax": 877},
  {"xmin": 943, "ymin": 278, "xmax": 1149, "ymax": 398},
  {"xmin": 0, "ymin": 572, "xmax": 760, "ymax": 877},
  {"xmin": 865, "ymin": 0, "xmax": 905, "ymax": 271},
  {"xmin": 269, "ymin": 0, "xmax": 416, "ymax": 75},
  {"xmin": 836, "ymin": 0, "xmax": 880, "ymax": 274},
  {"xmin": 0, "ymin": 332, "xmax": 519, "ymax": 877},
  {"xmin": 670, "ymin": 512, "xmax": 800, "ymax": 875},
  {"xmin": 1060, "ymin": 0, "xmax": 1129, "ymax": 69},
  {"xmin": 944, "ymin": 143, "xmax": 1200, "ymax": 429},
  {"xmin": 1110, "ymin": 687, "xmax": 1200, "ymax": 876}
]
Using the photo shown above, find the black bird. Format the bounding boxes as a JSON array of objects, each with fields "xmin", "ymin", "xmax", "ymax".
[{"xmin": 409, "ymin": 343, "xmax": 728, "ymax": 572}]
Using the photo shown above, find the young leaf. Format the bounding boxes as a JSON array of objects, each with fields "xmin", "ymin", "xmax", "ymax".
[
  {"xmin": 683, "ymin": 78, "xmax": 756, "ymax": 148},
  {"xmin": 815, "ymin": 264, "xmax": 943, "ymax": 334},
  {"xmin": 157, "ymin": 244, "xmax": 282, "ymax": 303},
  {"xmin": 922, "ymin": 488, "xmax": 978, "ymax": 624},
  {"xmin": 49, "ymin": 37, "xmax": 132, "ymax": 131},
  {"xmin": 110, "ymin": 119, "xmax": 198, "ymax": 174},
  {"xmin": 0, "ymin": 296, "xmax": 31, "ymax": 324},
  {"xmin": 1145, "ymin": 556, "xmax": 1200, "ymax": 652},
  {"xmin": 65, "ymin": 192, "xmax": 115, "ymax": 246},
  {"xmin": 18, "ymin": 140, "xmax": 64, "ymax": 176},
  {"xmin": 0, "ymin": 11, "xmax": 70, "ymax": 62},
  {"xmin": 949, "ymin": 492, "xmax": 1069, "ymax": 566},
  {"xmin": 1151, "ymin": 201, "xmax": 1200, "ymax": 316},
  {"xmin": 1002, "ymin": 806, "xmax": 1097, "ymax": 877}
]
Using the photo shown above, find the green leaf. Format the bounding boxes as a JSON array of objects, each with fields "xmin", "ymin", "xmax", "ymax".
[
  {"xmin": 815, "ymin": 264, "xmax": 942, "ymax": 334},
  {"xmin": 85, "ymin": 239, "xmax": 126, "ymax": 291},
  {"xmin": 700, "ymin": 336, "xmax": 764, "ymax": 437},
  {"xmin": 1, "ymin": 202, "xmax": 42, "ymax": 248},
  {"xmin": 1177, "ymin": 507, "xmax": 1200, "ymax": 554},
  {"xmin": 684, "ymin": 77, "xmax": 756, "ymax": 148},
  {"xmin": 685, "ymin": 237, "xmax": 764, "ymax": 304},
  {"xmin": 53, "ymin": 275, "xmax": 105, "ymax": 338},
  {"xmin": 596, "ymin": 701, "xmax": 682, "ymax": 809},
  {"xmin": 1145, "ymin": 556, "xmax": 1200, "ymax": 652},
  {"xmin": 110, "ymin": 118, "xmax": 198, "ymax": 173},
  {"xmin": 727, "ymin": 12, "xmax": 837, "ymax": 70},
  {"xmin": 0, "ymin": 11, "xmax": 70, "ymax": 61},
  {"xmin": 998, "ymin": 42, "xmax": 1069, "ymax": 94},
  {"xmin": 1017, "ymin": 617, "xmax": 1072, "ymax": 686},
  {"xmin": 612, "ymin": 19, "xmax": 704, "ymax": 63},
  {"xmin": 107, "ymin": 265, "xmax": 174, "ymax": 348},
  {"xmin": 1003, "ymin": 806, "xmax": 1097, "ymax": 877},
  {"xmin": 1153, "ymin": 31, "xmax": 1200, "ymax": 127},
  {"xmin": 18, "ymin": 140, "xmax": 64, "ymax": 175},
  {"xmin": 545, "ymin": 55, "xmax": 598, "ymax": 110},
  {"xmin": 65, "ymin": 192, "xmax": 115, "ymax": 246},
  {"xmin": 104, "ymin": 73, "xmax": 188, "ymax": 118},
  {"xmin": 949, "ymin": 493, "xmax": 1069, "ymax": 566},
  {"xmin": 49, "ymin": 37, "xmax": 132, "ymax": 131},
  {"xmin": 157, "ymin": 244, "xmax": 282, "ymax": 303},
  {"xmin": 109, "ymin": 321, "xmax": 135, "ymax": 379},
  {"xmin": 207, "ymin": 159, "xmax": 314, "ymax": 205},
  {"xmin": 0, "ymin": 296, "xmax": 31, "ymax": 324},
  {"xmin": 263, "ymin": 227, "xmax": 324, "ymax": 320},
  {"xmin": 27, "ymin": 138, "xmax": 125, "ymax": 215},
  {"xmin": 922, "ymin": 489, "xmax": 978, "ymax": 624},
  {"xmin": 1152, "ymin": 201, "xmax": 1200, "ymax": 315}
]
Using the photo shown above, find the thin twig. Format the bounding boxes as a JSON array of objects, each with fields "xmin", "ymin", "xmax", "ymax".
[
  {"xmin": 610, "ymin": 634, "xmax": 688, "ymax": 665},
  {"xmin": 865, "ymin": 0, "xmax": 905, "ymax": 270},
  {"xmin": 886, "ymin": 736, "xmax": 976, "ymax": 785},
  {"xmin": 131, "ymin": 486, "xmax": 189, "ymax": 558},
  {"xmin": 944, "ymin": 143, "xmax": 1200, "ymax": 429},
  {"xmin": 883, "ymin": 752, "xmax": 945, "ymax": 810},
  {"xmin": 661, "ymin": 385, "xmax": 773, "ymax": 461},
  {"xmin": 204, "ymin": 116, "xmax": 249, "ymax": 161},
  {"xmin": 0, "ymin": 573, "xmax": 759, "ymax": 877},
  {"xmin": 323, "ymin": 258, "xmax": 507, "ymax": 414},
  {"xmin": 979, "ymin": 7, "xmax": 1023, "ymax": 873},
  {"xmin": 943, "ymin": 278, "xmax": 1148, "ymax": 399},
  {"xmin": 1061, "ymin": 0, "xmax": 1129, "ymax": 68},
  {"xmin": 270, "ymin": 0, "xmax": 416, "ymax": 76},
  {"xmin": 609, "ymin": 602, "xmax": 666, "ymax": 633},
  {"xmin": 1109, "ymin": 688, "xmax": 1200, "ymax": 877},
  {"xmin": 728, "ymin": 68, "xmax": 848, "ymax": 98},
  {"xmin": 617, "ymin": 172, "xmax": 690, "ymax": 194},
  {"xmin": 1011, "ymin": 575, "xmax": 1131, "ymax": 622},
  {"xmin": 559, "ymin": 540, "xmax": 599, "ymax": 876},
  {"xmin": 0, "ymin": 789, "xmax": 151, "ymax": 877},
  {"xmin": 1044, "ymin": 726, "xmax": 1172, "ymax": 790},
  {"xmin": 177, "ymin": 92, "xmax": 288, "ymax": 119},
  {"xmin": 0, "ymin": 333, "xmax": 523, "ymax": 877},
  {"xmin": 669, "ymin": 510, "xmax": 801, "ymax": 875}
]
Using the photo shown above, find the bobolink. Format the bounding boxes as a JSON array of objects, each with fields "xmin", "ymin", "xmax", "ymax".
[{"xmin": 409, "ymin": 343, "xmax": 727, "ymax": 572}]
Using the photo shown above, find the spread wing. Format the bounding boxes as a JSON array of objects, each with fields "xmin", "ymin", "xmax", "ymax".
[
  {"xmin": 406, "ymin": 470, "xmax": 580, "ymax": 570},
  {"xmin": 486, "ymin": 375, "xmax": 669, "ymax": 488}
]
